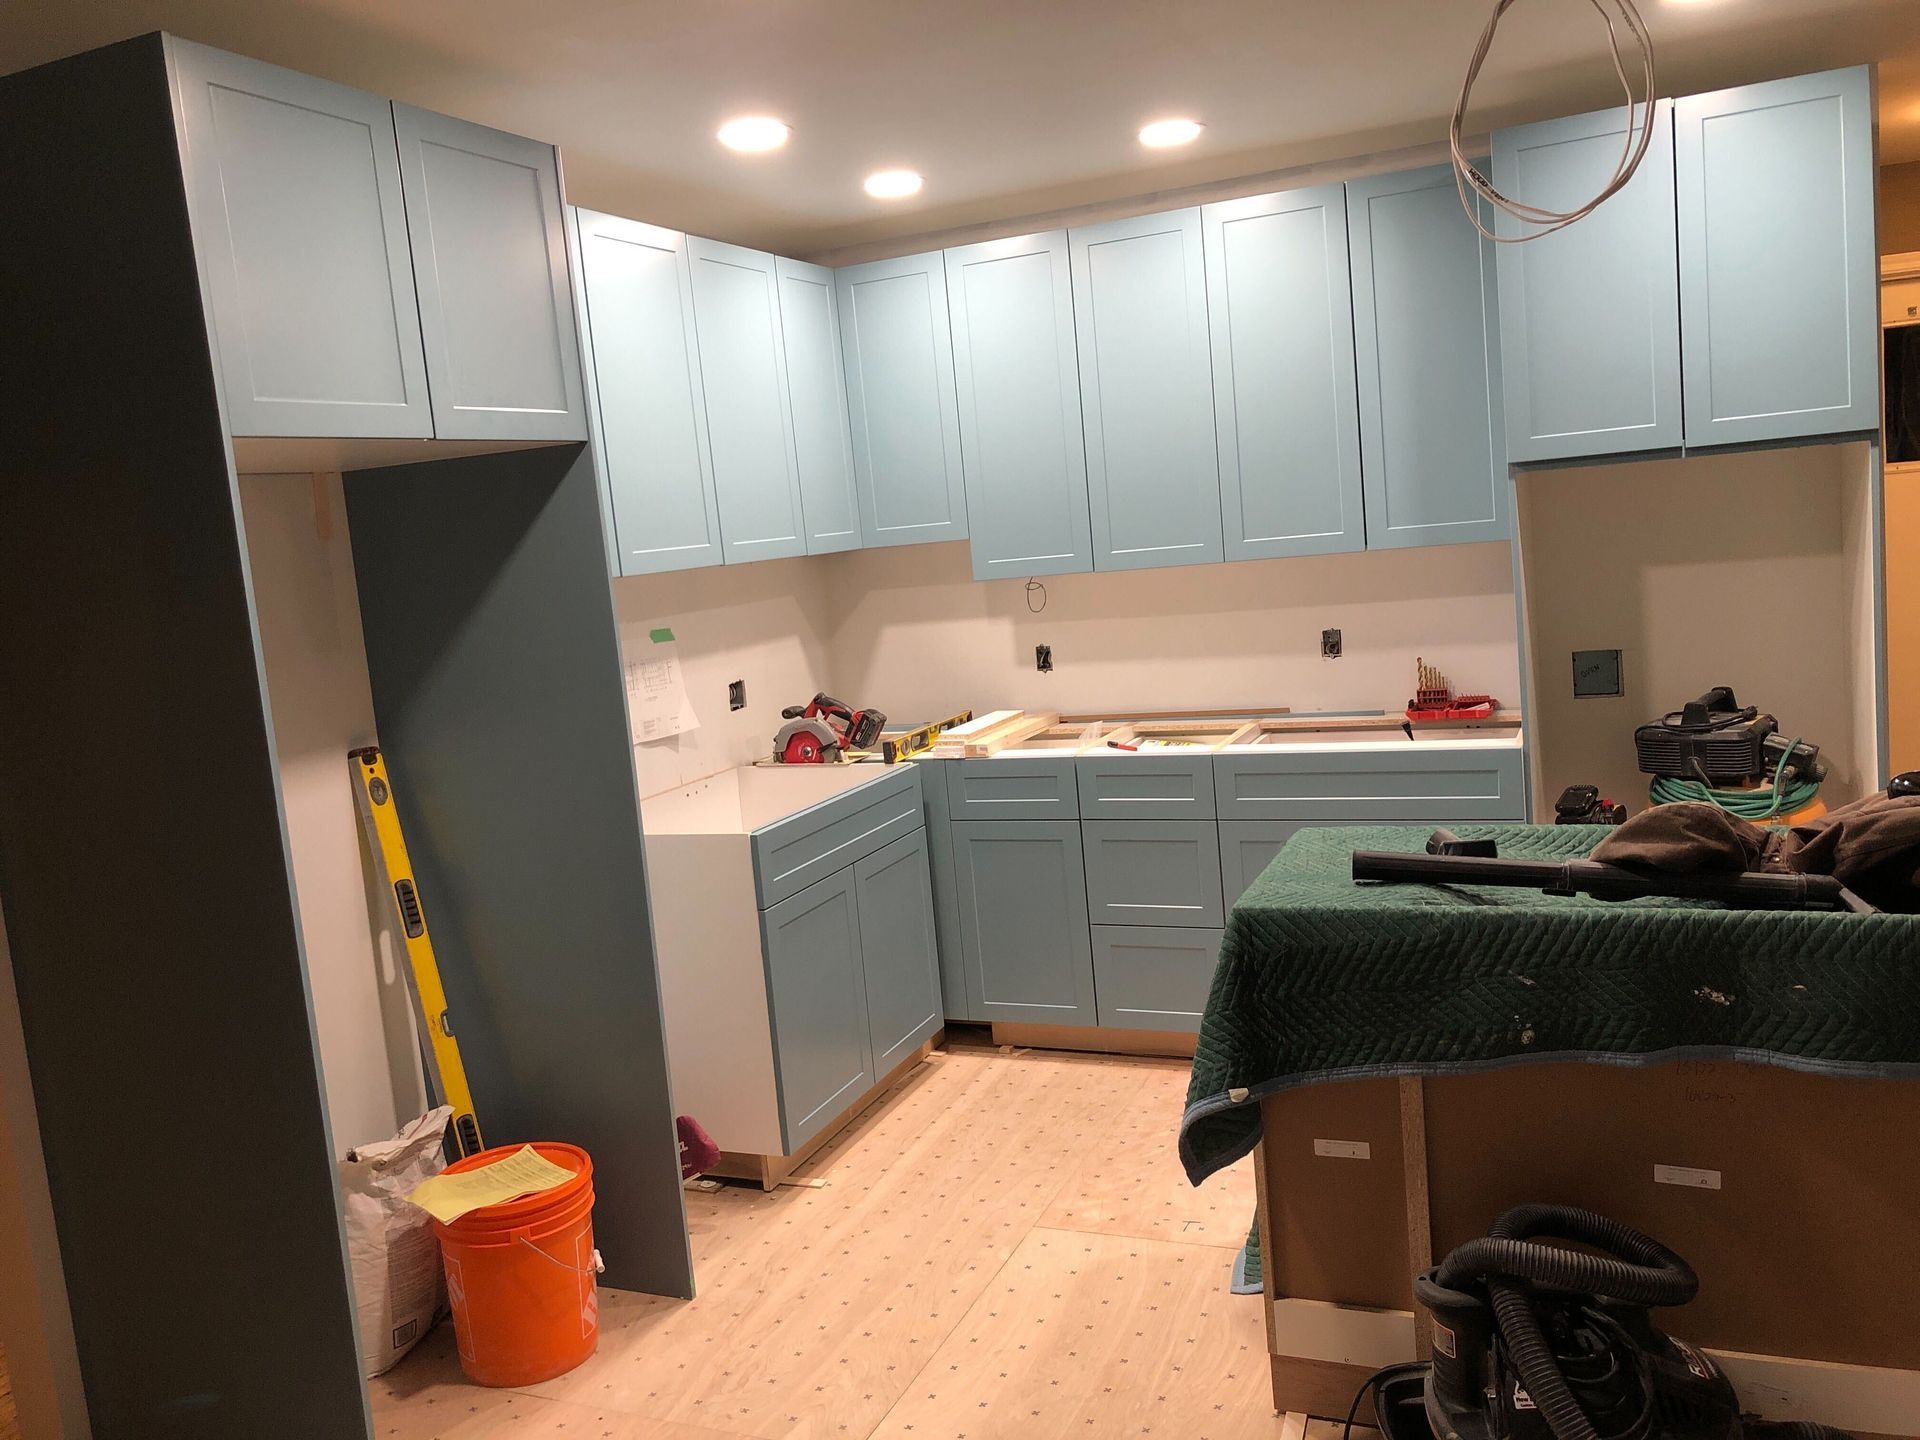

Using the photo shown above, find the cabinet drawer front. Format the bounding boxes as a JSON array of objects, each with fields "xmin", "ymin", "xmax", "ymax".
[
  {"xmin": 1083, "ymin": 820, "xmax": 1224, "ymax": 928},
  {"xmin": 945, "ymin": 758, "xmax": 1080, "ymax": 819},
  {"xmin": 1213, "ymin": 750, "xmax": 1526, "ymax": 821},
  {"xmin": 752, "ymin": 767, "xmax": 923, "ymax": 907},
  {"xmin": 760, "ymin": 869, "xmax": 874, "ymax": 1153},
  {"xmin": 951, "ymin": 820, "xmax": 1096, "ymax": 1026},
  {"xmin": 1076, "ymin": 755, "xmax": 1214, "ymax": 818},
  {"xmin": 1092, "ymin": 926, "xmax": 1224, "ymax": 1034}
]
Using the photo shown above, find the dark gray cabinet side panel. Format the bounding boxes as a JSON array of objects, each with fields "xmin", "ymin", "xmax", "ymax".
[
  {"xmin": 170, "ymin": 39, "xmax": 432, "ymax": 440},
  {"xmin": 854, "ymin": 828, "xmax": 943, "ymax": 1073},
  {"xmin": 346, "ymin": 444, "xmax": 691, "ymax": 1298},
  {"xmin": 919, "ymin": 764, "xmax": 973, "ymax": 1020},
  {"xmin": 951, "ymin": 820, "xmax": 1096, "ymax": 1026},
  {"xmin": 761, "ymin": 869, "xmax": 875, "ymax": 1153},
  {"xmin": 391, "ymin": 104, "xmax": 587, "ymax": 441},
  {"xmin": 0, "ymin": 35, "xmax": 370, "ymax": 1439}
]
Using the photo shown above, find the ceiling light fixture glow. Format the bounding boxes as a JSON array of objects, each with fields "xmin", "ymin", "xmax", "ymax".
[
  {"xmin": 1138, "ymin": 118, "xmax": 1204, "ymax": 148},
  {"xmin": 717, "ymin": 115, "xmax": 790, "ymax": 153},
  {"xmin": 863, "ymin": 168, "xmax": 923, "ymax": 199}
]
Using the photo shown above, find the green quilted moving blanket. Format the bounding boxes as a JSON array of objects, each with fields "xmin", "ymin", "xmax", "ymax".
[{"xmin": 1180, "ymin": 823, "xmax": 1920, "ymax": 1185}]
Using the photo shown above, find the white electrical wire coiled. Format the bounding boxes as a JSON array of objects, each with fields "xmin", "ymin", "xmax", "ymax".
[{"xmin": 1451, "ymin": 0, "xmax": 1658, "ymax": 242}]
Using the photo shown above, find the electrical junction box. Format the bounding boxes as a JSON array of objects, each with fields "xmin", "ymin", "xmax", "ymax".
[{"xmin": 1572, "ymin": 648, "xmax": 1623, "ymax": 698}]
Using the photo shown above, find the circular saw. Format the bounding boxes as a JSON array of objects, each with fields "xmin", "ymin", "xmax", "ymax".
[{"xmin": 773, "ymin": 693, "xmax": 887, "ymax": 764}]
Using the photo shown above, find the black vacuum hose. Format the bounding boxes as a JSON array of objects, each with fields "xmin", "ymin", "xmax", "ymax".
[{"xmin": 1434, "ymin": 1205, "xmax": 1699, "ymax": 1440}]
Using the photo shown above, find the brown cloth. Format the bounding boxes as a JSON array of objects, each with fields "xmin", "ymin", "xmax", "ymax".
[
  {"xmin": 1592, "ymin": 792, "xmax": 1920, "ymax": 912},
  {"xmin": 1597, "ymin": 791, "xmax": 1920, "ymax": 913}
]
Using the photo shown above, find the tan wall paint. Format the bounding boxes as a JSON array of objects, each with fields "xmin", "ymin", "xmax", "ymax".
[
  {"xmin": 1517, "ymin": 445, "xmax": 1874, "ymax": 821},
  {"xmin": 1887, "ymin": 464, "xmax": 1920, "ymax": 775},
  {"xmin": 239, "ymin": 473, "xmax": 427, "ymax": 1155},
  {"xmin": 822, "ymin": 539, "xmax": 1521, "ymax": 724},
  {"xmin": 1882, "ymin": 162, "xmax": 1920, "ymax": 256}
]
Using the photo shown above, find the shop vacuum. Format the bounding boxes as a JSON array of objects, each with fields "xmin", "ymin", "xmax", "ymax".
[{"xmin": 1361, "ymin": 1205, "xmax": 1853, "ymax": 1440}]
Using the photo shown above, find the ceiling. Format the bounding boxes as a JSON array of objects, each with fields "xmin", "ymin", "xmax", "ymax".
[{"xmin": 6, "ymin": 0, "xmax": 1919, "ymax": 257}]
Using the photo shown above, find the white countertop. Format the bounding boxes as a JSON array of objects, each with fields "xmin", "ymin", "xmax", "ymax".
[{"xmin": 641, "ymin": 760, "xmax": 905, "ymax": 836}]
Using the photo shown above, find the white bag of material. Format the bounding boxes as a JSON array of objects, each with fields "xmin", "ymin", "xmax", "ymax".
[{"xmin": 339, "ymin": 1107, "xmax": 452, "ymax": 1377}]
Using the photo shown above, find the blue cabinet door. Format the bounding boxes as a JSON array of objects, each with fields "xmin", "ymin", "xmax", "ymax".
[
  {"xmin": 776, "ymin": 258, "xmax": 864, "ymax": 554},
  {"xmin": 944, "ymin": 232, "xmax": 1093, "ymax": 580},
  {"xmin": 853, "ymin": 829, "xmax": 943, "ymax": 1075},
  {"xmin": 951, "ymin": 820, "xmax": 1096, "ymax": 1027},
  {"xmin": 835, "ymin": 252, "xmax": 969, "ymax": 547},
  {"xmin": 169, "ymin": 41, "xmax": 432, "ymax": 439},
  {"xmin": 1202, "ymin": 186, "xmax": 1366, "ymax": 559},
  {"xmin": 569, "ymin": 209, "xmax": 724, "ymax": 577},
  {"xmin": 1082, "ymin": 820, "xmax": 1224, "ymax": 928},
  {"xmin": 919, "ymin": 761, "xmax": 973, "ymax": 1021},
  {"xmin": 1068, "ymin": 209, "xmax": 1225, "ymax": 571},
  {"xmin": 760, "ymin": 867, "xmax": 874, "ymax": 1153},
  {"xmin": 1675, "ymin": 67, "xmax": 1879, "ymax": 448},
  {"xmin": 1091, "ymin": 926, "xmax": 1224, "ymax": 1034},
  {"xmin": 1347, "ymin": 165, "xmax": 1509, "ymax": 548},
  {"xmin": 687, "ymin": 238, "xmax": 807, "ymax": 565},
  {"xmin": 391, "ymin": 104, "xmax": 587, "ymax": 442},
  {"xmin": 944, "ymin": 231, "xmax": 1098, "ymax": 579},
  {"xmin": 1493, "ymin": 101, "xmax": 1682, "ymax": 462}
]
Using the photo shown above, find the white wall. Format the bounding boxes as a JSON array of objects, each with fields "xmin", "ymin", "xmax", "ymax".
[
  {"xmin": 1516, "ymin": 444, "xmax": 1873, "ymax": 820},
  {"xmin": 823, "ymin": 539, "xmax": 1522, "ymax": 724},
  {"xmin": 614, "ymin": 555, "xmax": 837, "ymax": 796},
  {"xmin": 239, "ymin": 474, "xmax": 426, "ymax": 1155}
]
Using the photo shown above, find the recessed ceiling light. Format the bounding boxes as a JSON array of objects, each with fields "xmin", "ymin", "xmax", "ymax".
[
  {"xmin": 863, "ymin": 169, "xmax": 923, "ymax": 199},
  {"xmin": 717, "ymin": 116, "xmax": 790, "ymax": 153},
  {"xmin": 1139, "ymin": 118, "xmax": 1204, "ymax": 149}
]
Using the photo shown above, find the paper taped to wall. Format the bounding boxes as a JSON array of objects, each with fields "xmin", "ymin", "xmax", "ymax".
[{"xmin": 626, "ymin": 630, "xmax": 700, "ymax": 744}]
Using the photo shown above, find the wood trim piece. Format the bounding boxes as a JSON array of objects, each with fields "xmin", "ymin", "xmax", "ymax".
[
  {"xmin": 1253, "ymin": 710, "xmax": 1522, "ymax": 734},
  {"xmin": 1398, "ymin": 1077, "xmax": 1433, "ymax": 1357},
  {"xmin": 1059, "ymin": 706, "xmax": 1293, "ymax": 724},
  {"xmin": 987, "ymin": 1021, "xmax": 1196, "ymax": 1057},
  {"xmin": 1268, "ymin": 1353, "xmax": 1379, "ymax": 1426},
  {"xmin": 959, "ymin": 711, "xmax": 1060, "ymax": 757}
]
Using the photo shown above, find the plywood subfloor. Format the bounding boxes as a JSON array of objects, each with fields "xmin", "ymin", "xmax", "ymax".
[{"xmin": 371, "ymin": 1040, "xmax": 1351, "ymax": 1440}]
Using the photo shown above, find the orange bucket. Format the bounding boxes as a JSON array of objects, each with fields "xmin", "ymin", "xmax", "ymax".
[{"xmin": 432, "ymin": 1142, "xmax": 600, "ymax": 1387}]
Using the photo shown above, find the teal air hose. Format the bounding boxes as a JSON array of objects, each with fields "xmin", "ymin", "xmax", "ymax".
[{"xmin": 1647, "ymin": 736, "xmax": 1820, "ymax": 819}]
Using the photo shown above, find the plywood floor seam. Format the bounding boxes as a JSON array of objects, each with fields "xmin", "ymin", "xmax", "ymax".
[{"xmin": 372, "ymin": 1039, "xmax": 1349, "ymax": 1439}]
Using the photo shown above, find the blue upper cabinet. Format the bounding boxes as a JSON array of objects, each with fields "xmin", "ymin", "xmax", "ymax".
[
  {"xmin": 835, "ymin": 252, "xmax": 969, "ymax": 547},
  {"xmin": 776, "ymin": 258, "xmax": 864, "ymax": 554},
  {"xmin": 1674, "ymin": 67, "xmax": 1879, "ymax": 448},
  {"xmin": 1346, "ymin": 165, "xmax": 1509, "ymax": 548},
  {"xmin": 687, "ymin": 238, "xmax": 808, "ymax": 564},
  {"xmin": 569, "ymin": 208, "xmax": 723, "ymax": 577},
  {"xmin": 1201, "ymin": 187, "xmax": 1365, "ymax": 560},
  {"xmin": 1068, "ymin": 209, "xmax": 1225, "ymax": 572},
  {"xmin": 170, "ymin": 41, "xmax": 433, "ymax": 439},
  {"xmin": 391, "ymin": 104, "xmax": 588, "ymax": 442},
  {"xmin": 1493, "ymin": 100, "xmax": 1682, "ymax": 463},
  {"xmin": 944, "ymin": 232, "xmax": 1094, "ymax": 580}
]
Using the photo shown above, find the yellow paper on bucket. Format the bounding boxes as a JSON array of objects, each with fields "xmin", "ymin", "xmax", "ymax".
[{"xmin": 407, "ymin": 1145, "xmax": 574, "ymax": 1224}]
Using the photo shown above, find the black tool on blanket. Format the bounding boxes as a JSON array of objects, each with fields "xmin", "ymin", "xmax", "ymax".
[
  {"xmin": 1353, "ymin": 832, "xmax": 1877, "ymax": 913},
  {"xmin": 1356, "ymin": 1204, "xmax": 1854, "ymax": 1440}
]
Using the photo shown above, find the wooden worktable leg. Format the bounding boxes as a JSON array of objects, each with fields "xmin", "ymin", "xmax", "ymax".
[{"xmin": 1399, "ymin": 1077, "xmax": 1433, "ymax": 1358}]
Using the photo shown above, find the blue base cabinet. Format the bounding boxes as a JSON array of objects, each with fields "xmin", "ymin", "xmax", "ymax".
[
  {"xmin": 1090, "ymin": 926, "xmax": 1224, "ymax": 1034},
  {"xmin": 1493, "ymin": 101, "xmax": 1683, "ymax": 463},
  {"xmin": 1082, "ymin": 819, "xmax": 1224, "ymax": 928},
  {"xmin": 951, "ymin": 818, "xmax": 1096, "ymax": 1026},
  {"xmin": 1347, "ymin": 166, "xmax": 1509, "ymax": 547},
  {"xmin": 854, "ymin": 829, "xmax": 943, "ymax": 1074},
  {"xmin": 761, "ymin": 868, "xmax": 875, "ymax": 1151},
  {"xmin": 1674, "ymin": 67, "xmax": 1879, "ymax": 448}
]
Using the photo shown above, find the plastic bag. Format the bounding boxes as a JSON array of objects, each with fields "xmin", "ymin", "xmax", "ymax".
[{"xmin": 339, "ymin": 1106, "xmax": 452, "ymax": 1377}]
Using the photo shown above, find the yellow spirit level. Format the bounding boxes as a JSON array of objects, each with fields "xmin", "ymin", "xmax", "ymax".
[{"xmin": 348, "ymin": 746, "xmax": 485, "ymax": 1159}]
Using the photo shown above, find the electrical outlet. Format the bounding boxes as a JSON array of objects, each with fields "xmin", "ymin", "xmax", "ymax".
[
  {"xmin": 1035, "ymin": 643, "xmax": 1053, "ymax": 674},
  {"xmin": 1321, "ymin": 628, "xmax": 1342, "ymax": 660},
  {"xmin": 728, "ymin": 679, "xmax": 746, "ymax": 711}
]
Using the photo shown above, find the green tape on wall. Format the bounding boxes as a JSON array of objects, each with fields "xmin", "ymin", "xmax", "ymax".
[{"xmin": 649, "ymin": 628, "xmax": 675, "ymax": 643}]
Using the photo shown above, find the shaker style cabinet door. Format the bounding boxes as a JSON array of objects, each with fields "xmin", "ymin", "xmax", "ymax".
[
  {"xmin": 391, "ymin": 103, "xmax": 587, "ymax": 442},
  {"xmin": 776, "ymin": 258, "xmax": 864, "ymax": 554},
  {"xmin": 1347, "ymin": 165, "xmax": 1509, "ymax": 548},
  {"xmin": 569, "ymin": 209, "xmax": 724, "ymax": 576},
  {"xmin": 1674, "ymin": 67, "xmax": 1880, "ymax": 448},
  {"xmin": 1493, "ymin": 101, "xmax": 1682, "ymax": 463},
  {"xmin": 1202, "ymin": 186, "xmax": 1365, "ymax": 560},
  {"xmin": 852, "ymin": 829, "xmax": 943, "ymax": 1075},
  {"xmin": 760, "ymin": 868, "xmax": 875, "ymax": 1153},
  {"xmin": 950, "ymin": 820, "xmax": 1096, "ymax": 1027},
  {"xmin": 169, "ymin": 40, "xmax": 432, "ymax": 438},
  {"xmin": 1069, "ymin": 208, "xmax": 1225, "ymax": 571},
  {"xmin": 944, "ymin": 232, "xmax": 1093, "ymax": 580},
  {"xmin": 687, "ymin": 238, "xmax": 807, "ymax": 564},
  {"xmin": 835, "ymin": 252, "xmax": 970, "ymax": 547}
]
